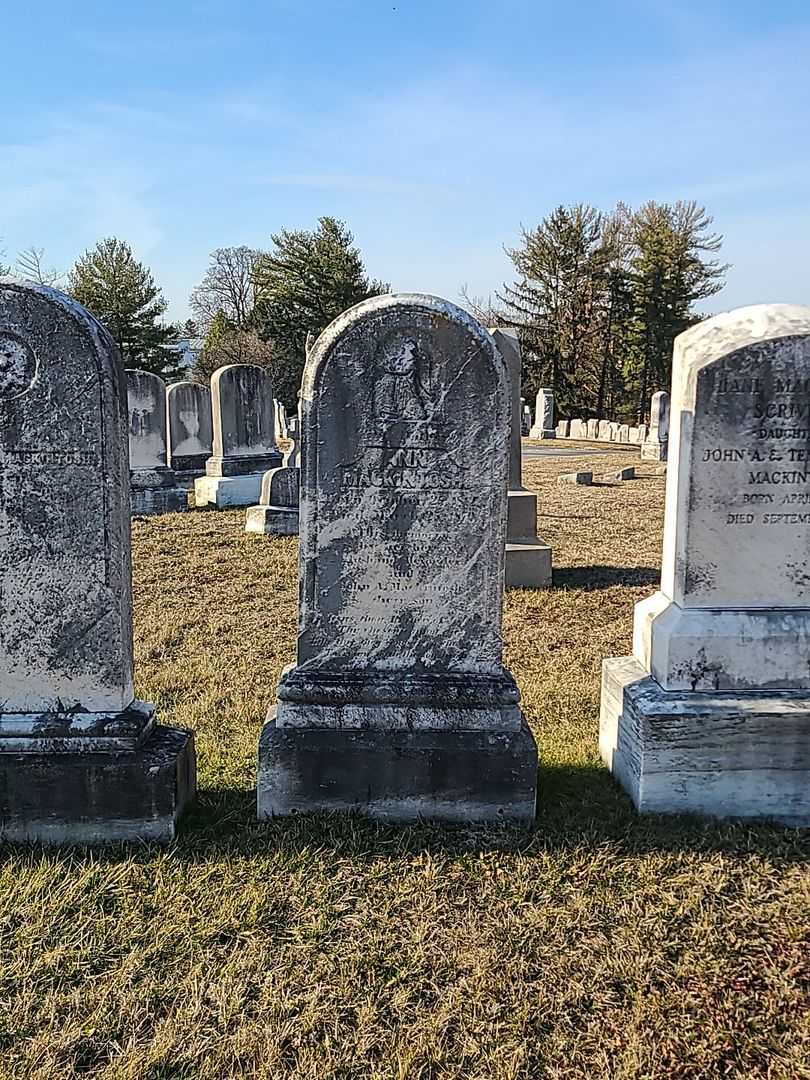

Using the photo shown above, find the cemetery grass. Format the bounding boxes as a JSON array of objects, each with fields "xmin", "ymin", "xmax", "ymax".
[{"xmin": 2, "ymin": 449, "xmax": 809, "ymax": 1080}]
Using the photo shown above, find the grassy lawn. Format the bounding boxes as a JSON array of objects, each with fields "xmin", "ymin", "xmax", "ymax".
[{"xmin": 1, "ymin": 447, "xmax": 808, "ymax": 1079}]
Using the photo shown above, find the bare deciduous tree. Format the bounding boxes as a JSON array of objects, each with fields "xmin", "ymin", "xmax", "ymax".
[
  {"xmin": 189, "ymin": 246, "xmax": 263, "ymax": 335},
  {"xmin": 16, "ymin": 247, "xmax": 64, "ymax": 286}
]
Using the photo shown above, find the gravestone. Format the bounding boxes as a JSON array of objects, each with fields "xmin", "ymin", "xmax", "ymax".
[
  {"xmin": 0, "ymin": 282, "xmax": 195, "ymax": 843},
  {"xmin": 258, "ymin": 294, "xmax": 538, "ymax": 822},
  {"xmin": 641, "ymin": 390, "xmax": 670, "ymax": 461},
  {"xmin": 195, "ymin": 364, "xmax": 282, "ymax": 508},
  {"xmin": 628, "ymin": 426, "xmax": 640, "ymax": 443},
  {"xmin": 618, "ymin": 424, "xmax": 630, "ymax": 443},
  {"xmin": 166, "ymin": 380, "xmax": 213, "ymax": 481},
  {"xmin": 491, "ymin": 329, "xmax": 552, "ymax": 589},
  {"xmin": 127, "ymin": 370, "xmax": 188, "ymax": 514},
  {"xmin": 609, "ymin": 422, "xmax": 621, "ymax": 440},
  {"xmin": 557, "ymin": 420, "xmax": 570, "ymax": 438},
  {"xmin": 598, "ymin": 419, "xmax": 612, "ymax": 441},
  {"xmin": 601, "ymin": 304, "xmax": 810, "ymax": 825},
  {"xmin": 529, "ymin": 388, "xmax": 555, "ymax": 439},
  {"xmin": 587, "ymin": 419, "xmax": 599, "ymax": 440},
  {"xmin": 570, "ymin": 419, "xmax": 586, "ymax": 439},
  {"xmin": 245, "ymin": 466, "xmax": 299, "ymax": 536},
  {"xmin": 284, "ymin": 411, "xmax": 301, "ymax": 468},
  {"xmin": 521, "ymin": 403, "xmax": 532, "ymax": 436}
]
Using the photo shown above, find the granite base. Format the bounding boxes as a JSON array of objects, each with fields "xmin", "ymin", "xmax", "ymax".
[
  {"xmin": 245, "ymin": 504, "xmax": 299, "ymax": 535},
  {"xmin": 195, "ymin": 474, "xmax": 265, "ymax": 509},
  {"xmin": 640, "ymin": 440, "xmax": 667, "ymax": 462},
  {"xmin": 600, "ymin": 655, "xmax": 810, "ymax": 826},
  {"xmin": 131, "ymin": 487, "xmax": 189, "ymax": 515},
  {"xmin": 0, "ymin": 725, "xmax": 196, "ymax": 844},
  {"xmin": 258, "ymin": 708, "xmax": 538, "ymax": 824},
  {"xmin": 505, "ymin": 541, "xmax": 553, "ymax": 589}
]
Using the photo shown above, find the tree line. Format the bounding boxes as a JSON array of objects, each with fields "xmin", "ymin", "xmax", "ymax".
[{"xmin": 2, "ymin": 199, "xmax": 726, "ymax": 417}]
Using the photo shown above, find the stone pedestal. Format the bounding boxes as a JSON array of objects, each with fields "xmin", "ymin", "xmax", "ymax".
[
  {"xmin": 600, "ymin": 656, "xmax": 810, "ymax": 826},
  {"xmin": 505, "ymin": 490, "xmax": 552, "ymax": 588},
  {"xmin": 259, "ymin": 706, "xmax": 537, "ymax": 823},
  {"xmin": 0, "ymin": 706, "xmax": 196, "ymax": 844},
  {"xmin": 259, "ymin": 297, "xmax": 539, "ymax": 824},
  {"xmin": 601, "ymin": 304, "xmax": 810, "ymax": 825},
  {"xmin": 130, "ymin": 467, "xmax": 189, "ymax": 515}
]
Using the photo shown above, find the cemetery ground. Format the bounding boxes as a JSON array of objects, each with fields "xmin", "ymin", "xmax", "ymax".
[{"xmin": 2, "ymin": 448, "xmax": 808, "ymax": 1080}]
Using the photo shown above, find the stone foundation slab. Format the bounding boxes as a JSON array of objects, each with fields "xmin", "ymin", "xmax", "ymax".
[
  {"xmin": 195, "ymin": 474, "xmax": 265, "ymax": 509},
  {"xmin": 600, "ymin": 655, "xmax": 810, "ymax": 826},
  {"xmin": 0, "ymin": 725, "xmax": 196, "ymax": 844},
  {"xmin": 505, "ymin": 540, "xmax": 552, "ymax": 589},
  {"xmin": 258, "ymin": 710, "xmax": 538, "ymax": 824}
]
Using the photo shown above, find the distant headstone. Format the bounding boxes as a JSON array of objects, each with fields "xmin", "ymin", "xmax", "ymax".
[
  {"xmin": 601, "ymin": 304, "xmax": 810, "ymax": 826},
  {"xmin": 628, "ymin": 426, "xmax": 640, "ymax": 443},
  {"xmin": 641, "ymin": 390, "xmax": 670, "ymax": 461},
  {"xmin": 609, "ymin": 421, "xmax": 621, "ymax": 441},
  {"xmin": 245, "ymin": 465, "xmax": 300, "ymax": 536},
  {"xmin": 569, "ymin": 419, "xmax": 586, "ymax": 439},
  {"xmin": 259, "ymin": 294, "xmax": 538, "ymax": 823},
  {"xmin": 637, "ymin": 423, "xmax": 649, "ymax": 444},
  {"xmin": 618, "ymin": 424, "xmax": 630, "ymax": 443},
  {"xmin": 529, "ymin": 387, "xmax": 556, "ymax": 439},
  {"xmin": 195, "ymin": 364, "xmax": 282, "ymax": 508},
  {"xmin": 126, "ymin": 370, "xmax": 188, "ymax": 515},
  {"xmin": 558, "ymin": 470, "xmax": 592, "ymax": 486},
  {"xmin": 166, "ymin": 380, "xmax": 213, "ymax": 479},
  {"xmin": 597, "ymin": 419, "xmax": 612, "ymax": 441},
  {"xmin": 490, "ymin": 329, "xmax": 552, "ymax": 589},
  {"xmin": 521, "ymin": 403, "xmax": 532, "ymax": 436},
  {"xmin": 557, "ymin": 420, "xmax": 570, "ymax": 438},
  {"xmin": 274, "ymin": 398, "xmax": 289, "ymax": 442},
  {"xmin": 609, "ymin": 466, "xmax": 635, "ymax": 481},
  {"xmin": 0, "ymin": 282, "xmax": 195, "ymax": 843},
  {"xmin": 586, "ymin": 419, "xmax": 599, "ymax": 440},
  {"xmin": 284, "ymin": 411, "xmax": 301, "ymax": 468}
]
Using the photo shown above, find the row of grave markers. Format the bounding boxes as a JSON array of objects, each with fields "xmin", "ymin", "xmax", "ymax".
[
  {"xmin": 525, "ymin": 388, "xmax": 670, "ymax": 461},
  {"xmin": 0, "ymin": 281, "xmax": 807, "ymax": 842}
]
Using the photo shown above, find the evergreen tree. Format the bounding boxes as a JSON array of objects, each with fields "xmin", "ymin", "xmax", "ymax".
[
  {"xmin": 253, "ymin": 217, "xmax": 388, "ymax": 406},
  {"xmin": 624, "ymin": 201, "xmax": 726, "ymax": 419},
  {"xmin": 68, "ymin": 238, "xmax": 180, "ymax": 378},
  {"xmin": 498, "ymin": 204, "xmax": 611, "ymax": 417}
]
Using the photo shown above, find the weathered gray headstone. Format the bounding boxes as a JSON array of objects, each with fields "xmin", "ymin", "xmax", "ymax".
[
  {"xmin": 127, "ymin": 370, "xmax": 188, "ymax": 514},
  {"xmin": 0, "ymin": 282, "xmax": 195, "ymax": 843},
  {"xmin": 284, "ymin": 411, "xmax": 301, "ymax": 469},
  {"xmin": 529, "ymin": 387, "xmax": 556, "ymax": 439},
  {"xmin": 195, "ymin": 363, "xmax": 282, "ymax": 508},
  {"xmin": 641, "ymin": 390, "xmax": 670, "ymax": 461},
  {"xmin": 259, "ymin": 294, "xmax": 538, "ymax": 822},
  {"xmin": 490, "ymin": 329, "xmax": 552, "ymax": 589},
  {"xmin": 166, "ymin": 380, "xmax": 213, "ymax": 479},
  {"xmin": 601, "ymin": 304, "xmax": 810, "ymax": 826}
]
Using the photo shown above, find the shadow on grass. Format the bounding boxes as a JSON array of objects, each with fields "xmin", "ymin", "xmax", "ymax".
[
  {"xmin": 2, "ymin": 764, "xmax": 805, "ymax": 866},
  {"xmin": 553, "ymin": 565, "xmax": 660, "ymax": 590},
  {"xmin": 157, "ymin": 763, "xmax": 809, "ymax": 864}
]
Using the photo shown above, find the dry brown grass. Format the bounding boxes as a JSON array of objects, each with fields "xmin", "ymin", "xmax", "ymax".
[{"xmin": 1, "ymin": 447, "xmax": 808, "ymax": 1079}]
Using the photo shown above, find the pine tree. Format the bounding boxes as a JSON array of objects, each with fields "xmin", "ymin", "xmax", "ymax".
[
  {"xmin": 253, "ymin": 217, "xmax": 388, "ymax": 407},
  {"xmin": 68, "ymin": 238, "xmax": 180, "ymax": 378}
]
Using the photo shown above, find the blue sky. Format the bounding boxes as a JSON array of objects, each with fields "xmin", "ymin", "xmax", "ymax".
[{"xmin": 2, "ymin": 0, "xmax": 809, "ymax": 322}]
